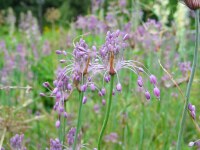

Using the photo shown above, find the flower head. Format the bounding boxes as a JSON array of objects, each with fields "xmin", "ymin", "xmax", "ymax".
[
  {"xmin": 50, "ymin": 138, "xmax": 62, "ymax": 150},
  {"xmin": 182, "ymin": 0, "xmax": 200, "ymax": 10},
  {"xmin": 10, "ymin": 134, "xmax": 25, "ymax": 150}
]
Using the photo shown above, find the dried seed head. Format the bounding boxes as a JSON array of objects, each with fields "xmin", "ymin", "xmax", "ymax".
[{"xmin": 182, "ymin": 0, "xmax": 200, "ymax": 10}]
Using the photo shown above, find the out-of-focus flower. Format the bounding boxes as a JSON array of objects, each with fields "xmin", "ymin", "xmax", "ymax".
[
  {"xmin": 19, "ymin": 11, "xmax": 41, "ymax": 42},
  {"xmin": 182, "ymin": 0, "xmax": 200, "ymax": 10},
  {"xmin": 188, "ymin": 139, "xmax": 200, "ymax": 148},
  {"xmin": 45, "ymin": 7, "xmax": 60, "ymax": 23},
  {"xmin": 76, "ymin": 15, "xmax": 107, "ymax": 34},
  {"xmin": 10, "ymin": 134, "xmax": 26, "ymax": 150},
  {"xmin": 67, "ymin": 127, "xmax": 81, "ymax": 148},
  {"xmin": 134, "ymin": 19, "xmax": 162, "ymax": 52},
  {"xmin": 50, "ymin": 138, "xmax": 62, "ymax": 150},
  {"xmin": 104, "ymin": 132, "xmax": 119, "ymax": 143},
  {"xmin": 178, "ymin": 61, "xmax": 191, "ymax": 76}
]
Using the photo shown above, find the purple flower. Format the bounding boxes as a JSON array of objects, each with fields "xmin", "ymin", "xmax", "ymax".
[
  {"xmin": 82, "ymin": 96, "xmax": 87, "ymax": 104},
  {"xmin": 55, "ymin": 120, "xmax": 60, "ymax": 128},
  {"xmin": 94, "ymin": 104, "xmax": 100, "ymax": 113},
  {"xmin": 67, "ymin": 128, "xmax": 76, "ymax": 146},
  {"xmin": 137, "ymin": 76, "xmax": 143, "ymax": 87},
  {"xmin": 145, "ymin": 91, "xmax": 151, "ymax": 100},
  {"xmin": 50, "ymin": 138, "xmax": 62, "ymax": 150},
  {"xmin": 102, "ymin": 99, "xmax": 106, "ymax": 105},
  {"xmin": 116, "ymin": 83, "xmax": 122, "ymax": 92},
  {"xmin": 178, "ymin": 61, "xmax": 191, "ymax": 76},
  {"xmin": 101, "ymin": 88, "xmax": 106, "ymax": 96},
  {"xmin": 10, "ymin": 134, "xmax": 25, "ymax": 150},
  {"xmin": 81, "ymin": 84, "xmax": 87, "ymax": 92},
  {"xmin": 43, "ymin": 82, "xmax": 50, "ymax": 88},
  {"xmin": 150, "ymin": 75, "xmax": 157, "ymax": 85},
  {"xmin": 104, "ymin": 132, "xmax": 118, "ymax": 143},
  {"xmin": 90, "ymin": 83, "xmax": 96, "ymax": 91},
  {"xmin": 188, "ymin": 103, "xmax": 196, "ymax": 120},
  {"xmin": 153, "ymin": 87, "xmax": 160, "ymax": 98}
]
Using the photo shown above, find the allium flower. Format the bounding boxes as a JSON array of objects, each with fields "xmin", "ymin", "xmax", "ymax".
[
  {"xmin": 97, "ymin": 30, "xmax": 160, "ymax": 100},
  {"xmin": 50, "ymin": 138, "xmax": 62, "ymax": 150},
  {"xmin": 10, "ymin": 134, "xmax": 26, "ymax": 150},
  {"xmin": 42, "ymin": 38, "xmax": 101, "ymax": 125},
  {"xmin": 182, "ymin": 0, "xmax": 200, "ymax": 10}
]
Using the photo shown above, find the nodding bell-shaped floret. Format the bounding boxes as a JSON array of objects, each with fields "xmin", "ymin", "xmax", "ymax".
[
  {"xmin": 116, "ymin": 83, "xmax": 122, "ymax": 92},
  {"xmin": 145, "ymin": 91, "xmax": 151, "ymax": 100},
  {"xmin": 82, "ymin": 96, "xmax": 87, "ymax": 104},
  {"xmin": 55, "ymin": 120, "xmax": 60, "ymax": 128},
  {"xmin": 150, "ymin": 74, "xmax": 157, "ymax": 85},
  {"xmin": 153, "ymin": 87, "xmax": 160, "ymax": 98}
]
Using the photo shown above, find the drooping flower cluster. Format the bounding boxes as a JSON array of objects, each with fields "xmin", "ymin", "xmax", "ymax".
[
  {"xmin": 42, "ymin": 30, "xmax": 160, "ymax": 128},
  {"xmin": 10, "ymin": 134, "xmax": 26, "ymax": 150},
  {"xmin": 49, "ymin": 138, "xmax": 62, "ymax": 150},
  {"xmin": 97, "ymin": 30, "xmax": 160, "ymax": 100}
]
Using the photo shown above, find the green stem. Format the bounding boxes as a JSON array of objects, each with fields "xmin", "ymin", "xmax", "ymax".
[
  {"xmin": 176, "ymin": 10, "xmax": 199, "ymax": 150},
  {"xmin": 98, "ymin": 75, "xmax": 115, "ymax": 150},
  {"xmin": 73, "ymin": 91, "xmax": 84, "ymax": 150},
  {"xmin": 62, "ymin": 101, "xmax": 67, "ymax": 145}
]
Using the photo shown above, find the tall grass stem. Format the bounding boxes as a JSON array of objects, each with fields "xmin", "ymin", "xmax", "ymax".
[{"xmin": 176, "ymin": 9, "xmax": 199, "ymax": 150}]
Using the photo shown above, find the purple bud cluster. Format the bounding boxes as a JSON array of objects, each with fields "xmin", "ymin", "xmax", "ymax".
[
  {"xmin": 99, "ymin": 30, "xmax": 128, "ymax": 60},
  {"xmin": 188, "ymin": 103, "xmax": 196, "ymax": 120},
  {"xmin": 50, "ymin": 138, "xmax": 62, "ymax": 150},
  {"xmin": 10, "ymin": 134, "xmax": 25, "ymax": 150},
  {"xmin": 67, "ymin": 127, "xmax": 76, "ymax": 146}
]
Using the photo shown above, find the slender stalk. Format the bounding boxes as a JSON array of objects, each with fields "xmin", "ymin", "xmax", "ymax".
[
  {"xmin": 62, "ymin": 101, "xmax": 67, "ymax": 145},
  {"xmin": 73, "ymin": 91, "xmax": 84, "ymax": 150},
  {"xmin": 0, "ymin": 128, "xmax": 6, "ymax": 150},
  {"xmin": 176, "ymin": 10, "xmax": 199, "ymax": 150},
  {"xmin": 98, "ymin": 75, "xmax": 115, "ymax": 150}
]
